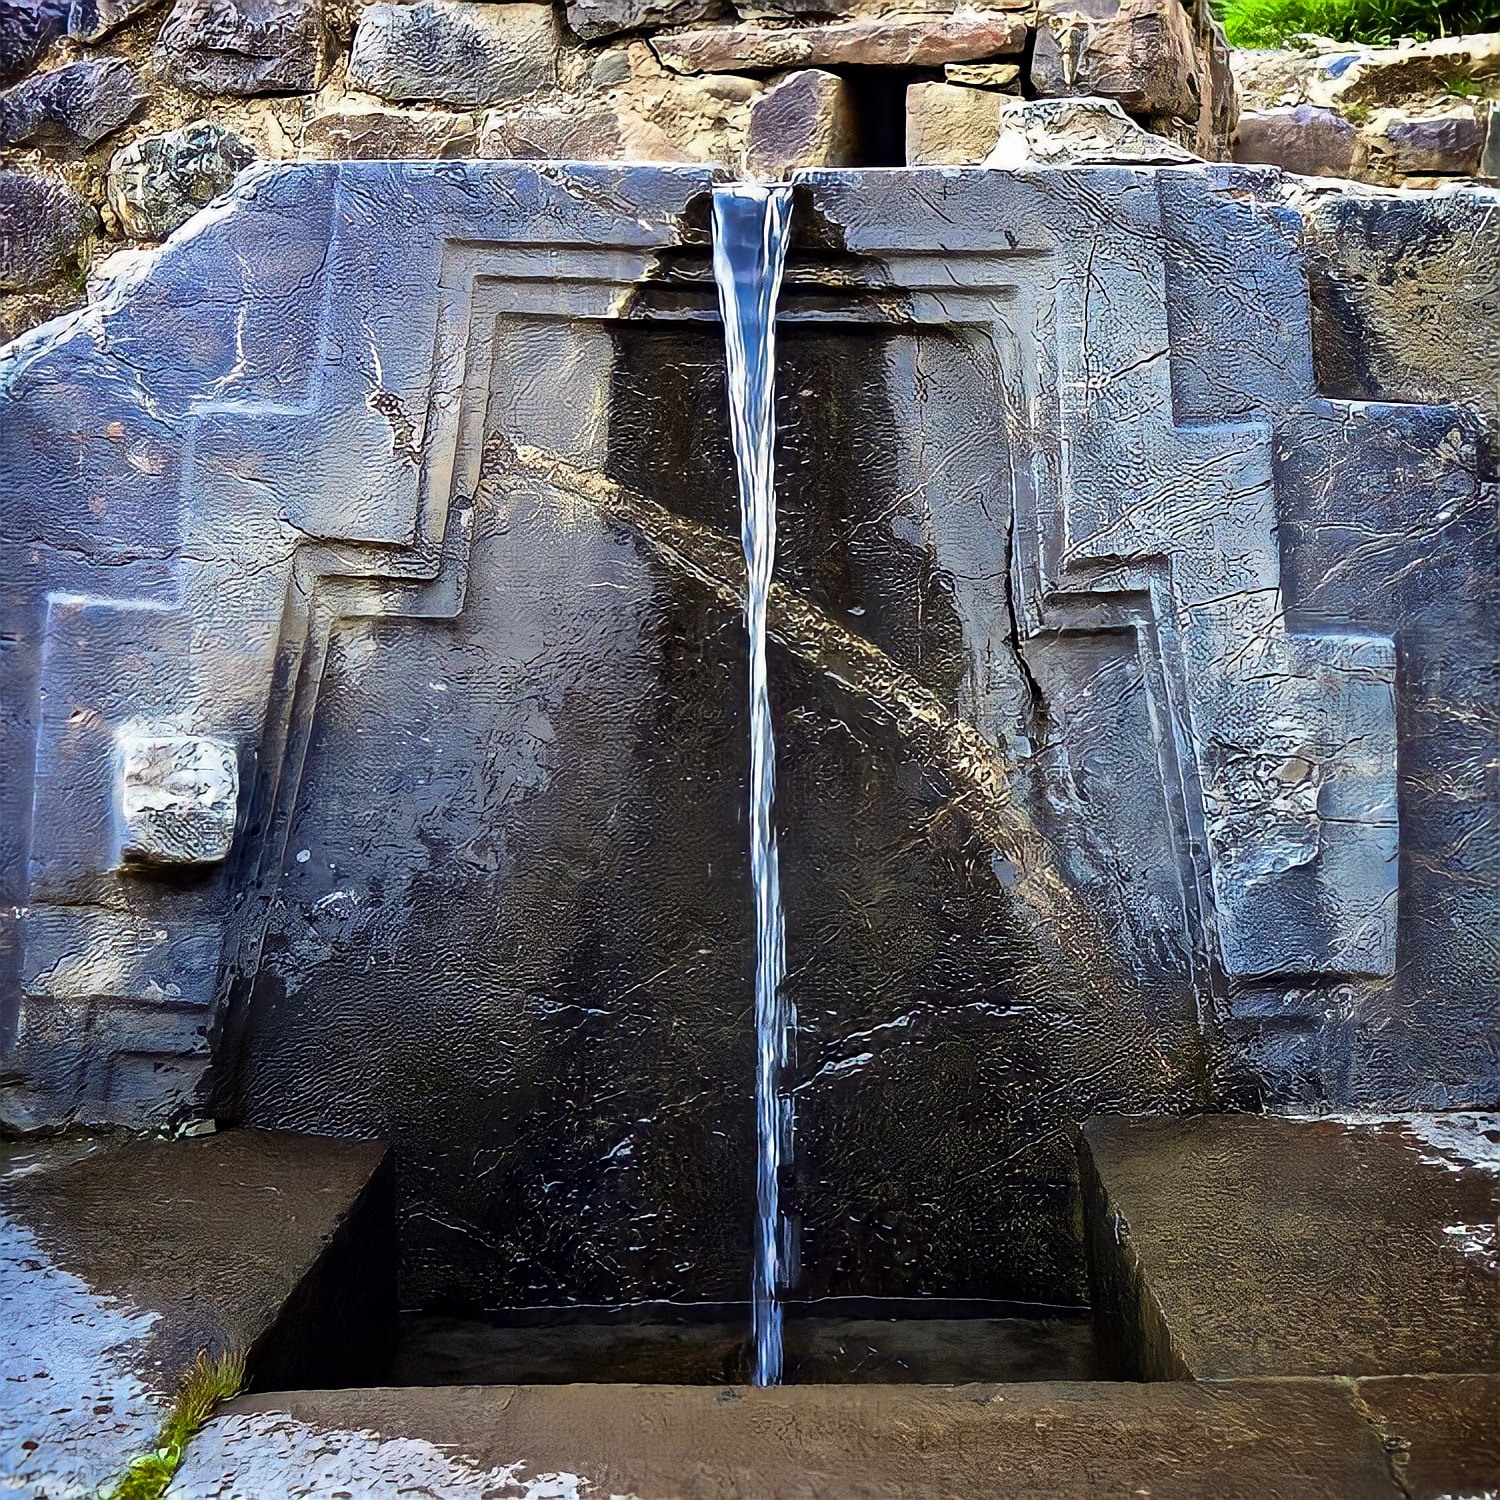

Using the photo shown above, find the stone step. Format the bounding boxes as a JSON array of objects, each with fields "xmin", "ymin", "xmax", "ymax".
[
  {"xmin": 0, "ymin": 1128, "xmax": 391, "ymax": 1497},
  {"xmin": 1079, "ymin": 1112, "xmax": 1500, "ymax": 1381},
  {"xmin": 172, "ymin": 1376, "xmax": 1496, "ymax": 1499}
]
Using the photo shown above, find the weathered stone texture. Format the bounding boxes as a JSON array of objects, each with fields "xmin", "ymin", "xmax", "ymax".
[
  {"xmin": 177, "ymin": 1381, "xmax": 1410, "ymax": 1498},
  {"xmin": 746, "ymin": 67, "xmax": 855, "ymax": 173},
  {"xmin": 105, "ymin": 120, "xmax": 255, "ymax": 239},
  {"xmin": 1234, "ymin": 104, "xmax": 1361, "ymax": 178},
  {"xmin": 0, "ymin": 167, "xmax": 91, "ymax": 289},
  {"xmin": 653, "ymin": 8, "xmax": 1028, "ymax": 72},
  {"xmin": 66, "ymin": 0, "xmax": 167, "ymax": 40},
  {"xmin": 564, "ymin": 0, "xmax": 717, "ymax": 41},
  {"xmin": 906, "ymin": 79, "xmax": 1004, "ymax": 164},
  {"xmin": 1363, "ymin": 106, "xmax": 1486, "ymax": 182},
  {"xmin": 118, "ymin": 733, "xmax": 239, "ymax": 866},
  {"xmin": 1080, "ymin": 1114, "xmax": 1499, "ymax": 1380},
  {"xmin": 0, "ymin": 57, "xmax": 145, "ymax": 152},
  {"xmin": 1030, "ymin": 0, "xmax": 1204, "ymax": 118},
  {"xmin": 349, "ymin": 0, "xmax": 561, "ymax": 108},
  {"xmin": 0, "ymin": 0, "xmax": 67, "ymax": 87},
  {"xmin": 984, "ymin": 94, "xmax": 1197, "ymax": 165},
  {"xmin": 300, "ymin": 104, "xmax": 477, "ymax": 160},
  {"xmin": 154, "ymin": 0, "xmax": 328, "ymax": 95},
  {"xmin": 0, "ymin": 162, "xmax": 1492, "ymax": 1305}
]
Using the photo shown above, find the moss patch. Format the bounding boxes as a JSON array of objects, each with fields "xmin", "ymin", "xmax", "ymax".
[{"xmin": 105, "ymin": 1349, "xmax": 245, "ymax": 1500}]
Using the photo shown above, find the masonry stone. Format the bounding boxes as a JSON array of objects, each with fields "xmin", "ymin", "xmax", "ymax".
[
  {"xmin": 105, "ymin": 120, "xmax": 255, "ymax": 239},
  {"xmin": 1030, "ymin": 0, "xmax": 1204, "ymax": 119},
  {"xmin": 0, "ymin": 0, "xmax": 67, "ymax": 87},
  {"xmin": 300, "ymin": 104, "xmax": 477, "ymax": 160},
  {"xmin": 119, "ymin": 733, "xmax": 239, "ymax": 866},
  {"xmin": 1234, "ymin": 104, "xmax": 1361, "ymax": 178},
  {"xmin": 906, "ymin": 80, "xmax": 1005, "ymax": 164},
  {"xmin": 652, "ymin": 9, "xmax": 1029, "ymax": 72},
  {"xmin": 0, "ymin": 58, "xmax": 146, "ymax": 152},
  {"xmin": 349, "ymin": 1, "xmax": 561, "ymax": 109},
  {"xmin": 0, "ymin": 167, "xmax": 91, "ymax": 289},
  {"xmin": 66, "ymin": 0, "xmax": 166, "ymax": 39},
  {"xmin": 563, "ymin": 0, "xmax": 719, "ymax": 42},
  {"xmin": 154, "ymin": 0, "xmax": 328, "ymax": 95},
  {"xmin": 1363, "ymin": 107, "xmax": 1486, "ymax": 182},
  {"xmin": 747, "ymin": 68, "xmax": 856, "ymax": 173},
  {"xmin": 984, "ymin": 94, "xmax": 1197, "ymax": 166}
]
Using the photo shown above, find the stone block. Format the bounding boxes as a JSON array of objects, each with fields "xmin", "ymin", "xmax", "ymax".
[
  {"xmin": 479, "ymin": 100, "xmax": 631, "ymax": 159},
  {"xmin": 106, "ymin": 120, "xmax": 255, "ymax": 240},
  {"xmin": 747, "ymin": 68, "xmax": 856, "ymax": 173},
  {"xmin": 1030, "ymin": 0, "xmax": 1202, "ymax": 120},
  {"xmin": 944, "ymin": 59, "xmax": 1019, "ymax": 88},
  {"xmin": 154, "ymin": 0, "xmax": 327, "ymax": 95},
  {"xmin": 1363, "ymin": 106, "xmax": 1486, "ymax": 183},
  {"xmin": 117, "ymin": 731, "xmax": 239, "ymax": 866},
  {"xmin": 0, "ymin": 1131, "xmax": 393, "ymax": 1497},
  {"xmin": 67, "ymin": 0, "xmax": 166, "ymax": 40},
  {"xmin": 564, "ymin": 0, "xmax": 718, "ymax": 42},
  {"xmin": 0, "ymin": 57, "xmax": 146, "ymax": 152},
  {"xmin": 349, "ymin": 0, "xmax": 560, "ymax": 109},
  {"xmin": 178, "ymin": 1381, "xmax": 1405, "ymax": 1497},
  {"xmin": 0, "ymin": 0, "xmax": 67, "ymax": 87},
  {"xmin": 906, "ymin": 79, "xmax": 1003, "ymax": 165},
  {"xmin": 300, "ymin": 103, "xmax": 477, "ymax": 160},
  {"xmin": 653, "ymin": 8, "xmax": 1028, "ymax": 72},
  {"xmin": 1326, "ymin": 31, "xmax": 1500, "ymax": 106},
  {"xmin": 0, "ymin": 167, "xmax": 91, "ymax": 290},
  {"xmin": 1233, "ymin": 104, "xmax": 1361, "ymax": 179},
  {"xmin": 983, "ymin": 94, "xmax": 1197, "ymax": 166},
  {"xmin": 1079, "ymin": 1114, "xmax": 1500, "ymax": 1380}
]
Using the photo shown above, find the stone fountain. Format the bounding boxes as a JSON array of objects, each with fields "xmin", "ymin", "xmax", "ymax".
[{"xmin": 0, "ymin": 151, "xmax": 1496, "ymax": 1496}]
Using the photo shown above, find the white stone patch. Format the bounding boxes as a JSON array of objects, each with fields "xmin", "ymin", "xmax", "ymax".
[{"xmin": 118, "ymin": 731, "xmax": 239, "ymax": 866}]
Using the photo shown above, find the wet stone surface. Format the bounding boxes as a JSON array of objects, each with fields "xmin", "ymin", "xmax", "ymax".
[
  {"xmin": 1081, "ymin": 1112, "xmax": 1500, "ymax": 1380},
  {"xmin": 0, "ymin": 1129, "xmax": 391, "ymax": 1497},
  {"xmin": 172, "ymin": 1379, "xmax": 1411, "ymax": 1499}
]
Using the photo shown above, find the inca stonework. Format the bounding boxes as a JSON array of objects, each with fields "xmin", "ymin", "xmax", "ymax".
[
  {"xmin": 1, "ymin": 157, "xmax": 1495, "ymax": 1308},
  {"xmin": 0, "ymin": 0, "xmax": 1239, "ymax": 339}
]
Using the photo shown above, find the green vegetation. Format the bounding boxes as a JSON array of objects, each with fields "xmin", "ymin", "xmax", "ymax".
[
  {"xmin": 1218, "ymin": 0, "xmax": 1500, "ymax": 47},
  {"xmin": 104, "ymin": 1349, "xmax": 245, "ymax": 1500}
]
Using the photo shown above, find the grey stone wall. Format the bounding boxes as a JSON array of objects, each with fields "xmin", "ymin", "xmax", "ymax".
[
  {"xmin": 1, "ymin": 158, "xmax": 1494, "ymax": 1302},
  {"xmin": 0, "ymin": 0, "xmax": 1234, "ymax": 340}
]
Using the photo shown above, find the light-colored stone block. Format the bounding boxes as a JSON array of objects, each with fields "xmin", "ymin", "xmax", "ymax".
[{"xmin": 118, "ymin": 732, "xmax": 239, "ymax": 866}]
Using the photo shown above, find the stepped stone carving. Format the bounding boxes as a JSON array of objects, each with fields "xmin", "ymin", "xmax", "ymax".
[{"xmin": 0, "ymin": 160, "xmax": 1493, "ymax": 1301}]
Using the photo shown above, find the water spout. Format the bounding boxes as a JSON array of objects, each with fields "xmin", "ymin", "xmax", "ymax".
[{"xmin": 712, "ymin": 182, "xmax": 795, "ymax": 1388}]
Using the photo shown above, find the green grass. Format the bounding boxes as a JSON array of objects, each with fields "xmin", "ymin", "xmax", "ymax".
[
  {"xmin": 104, "ymin": 1349, "xmax": 245, "ymax": 1500},
  {"xmin": 1218, "ymin": 0, "xmax": 1500, "ymax": 46}
]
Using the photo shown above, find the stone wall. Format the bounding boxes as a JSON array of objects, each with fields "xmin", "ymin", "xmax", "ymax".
[
  {"xmin": 0, "ymin": 0, "xmax": 1234, "ymax": 339},
  {"xmin": 1233, "ymin": 32, "xmax": 1500, "ymax": 190}
]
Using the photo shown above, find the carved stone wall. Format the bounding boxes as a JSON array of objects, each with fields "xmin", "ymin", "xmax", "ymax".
[{"xmin": 1, "ymin": 160, "xmax": 1494, "ymax": 1304}]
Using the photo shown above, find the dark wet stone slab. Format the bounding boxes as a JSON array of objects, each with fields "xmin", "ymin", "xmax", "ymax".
[
  {"xmin": 1080, "ymin": 1113, "xmax": 1500, "ymax": 1380},
  {"xmin": 1355, "ymin": 1374, "xmax": 1500, "ymax": 1500},
  {"xmin": 172, "ymin": 1379, "xmax": 1405, "ymax": 1498},
  {"xmin": 0, "ymin": 1128, "xmax": 391, "ymax": 1497}
]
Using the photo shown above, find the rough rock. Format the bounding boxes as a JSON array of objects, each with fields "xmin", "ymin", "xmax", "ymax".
[
  {"xmin": 301, "ymin": 103, "xmax": 476, "ymax": 159},
  {"xmin": 0, "ymin": 0, "xmax": 67, "ymax": 87},
  {"xmin": 906, "ymin": 79, "xmax": 1005, "ymax": 164},
  {"xmin": 983, "ymin": 94, "xmax": 1198, "ymax": 167},
  {"xmin": 66, "ymin": 0, "xmax": 166, "ymax": 40},
  {"xmin": 105, "ymin": 120, "xmax": 255, "ymax": 240},
  {"xmin": 349, "ymin": 1, "xmax": 561, "ymax": 109},
  {"xmin": 1233, "ymin": 104, "xmax": 1361, "ymax": 178},
  {"xmin": 0, "ymin": 168, "xmax": 91, "ymax": 290},
  {"xmin": 154, "ymin": 0, "xmax": 327, "ymax": 96},
  {"xmin": 0, "ymin": 57, "xmax": 146, "ymax": 152},
  {"xmin": 1030, "ymin": 0, "xmax": 1203, "ymax": 120},
  {"xmin": 653, "ymin": 8, "xmax": 1028, "ymax": 72},
  {"xmin": 563, "ymin": 0, "xmax": 717, "ymax": 42},
  {"xmin": 1364, "ymin": 107, "xmax": 1486, "ymax": 182},
  {"xmin": 747, "ymin": 67, "xmax": 855, "ymax": 172},
  {"xmin": 944, "ymin": 59, "xmax": 1019, "ymax": 88},
  {"xmin": 1484, "ymin": 102, "xmax": 1500, "ymax": 179}
]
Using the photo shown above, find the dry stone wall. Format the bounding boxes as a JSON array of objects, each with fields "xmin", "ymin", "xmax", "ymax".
[
  {"xmin": 1233, "ymin": 33, "xmax": 1500, "ymax": 191},
  {"xmin": 0, "ymin": 0, "xmax": 1234, "ymax": 338}
]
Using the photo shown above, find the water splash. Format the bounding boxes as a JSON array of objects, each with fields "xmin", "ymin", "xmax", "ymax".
[{"xmin": 711, "ymin": 182, "xmax": 795, "ymax": 1387}]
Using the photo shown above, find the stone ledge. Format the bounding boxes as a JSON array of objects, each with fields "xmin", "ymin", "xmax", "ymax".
[
  {"xmin": 1079, "ymin": 1112, "xmax": 1500, "ymax": 1381},
  {"xmin": 0, "ymin": 1129, "xmax": 393, "ymax": 1497},
  {"xmin": 175, "ymin": 1378, "xmax": 1429, "ymax": 1497}
]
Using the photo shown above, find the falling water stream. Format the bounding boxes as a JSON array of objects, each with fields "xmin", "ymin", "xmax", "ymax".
[{"xmin": 712, "ymin": 182, "xmax": 795, "ymax": 1387}]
